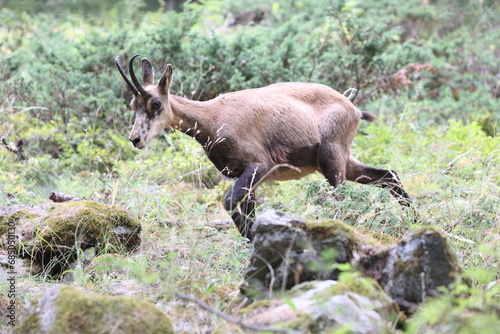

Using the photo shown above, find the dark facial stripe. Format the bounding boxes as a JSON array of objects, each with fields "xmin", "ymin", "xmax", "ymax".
[{"xmin": 146, "ymin": 107, "xmax": 162, "ymax": 120}]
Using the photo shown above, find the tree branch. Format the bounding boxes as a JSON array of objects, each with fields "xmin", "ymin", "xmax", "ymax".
[{"xmin": 49, "ymin": 192, "xmax": 82, "ymax": 203}]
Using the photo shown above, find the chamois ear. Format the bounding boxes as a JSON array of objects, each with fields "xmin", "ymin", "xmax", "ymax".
[
  {"xmin": 141, "ymin": 58, "xmax": 154, "ymax": 86},
  {"xmin": 158, "ymin": 64, "xmax": 173, "ymax": 95}
]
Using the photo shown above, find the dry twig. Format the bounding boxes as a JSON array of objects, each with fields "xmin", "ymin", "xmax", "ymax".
[{"xmin": 174, "ymin": 292, "xmax": 300, "ymax": 334}]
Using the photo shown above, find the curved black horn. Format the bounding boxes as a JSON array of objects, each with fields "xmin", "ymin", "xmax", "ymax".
[
  {"xmin": 115, "ymin": 56, "xmax": 139, "ymax": 96},
  {"xmin": 129, "ymin": 54, "xmax": 149, "ymax": 97}
]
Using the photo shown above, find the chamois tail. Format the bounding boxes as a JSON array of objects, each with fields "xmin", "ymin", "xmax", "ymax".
[{"xmin": 361, "ymin": 111, "xmax": 377, "ymax": 122}]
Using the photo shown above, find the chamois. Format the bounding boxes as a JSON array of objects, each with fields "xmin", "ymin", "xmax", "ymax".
[{"xmin": 116, "ymin": 55, "xmax": 412, "ymax": 240}]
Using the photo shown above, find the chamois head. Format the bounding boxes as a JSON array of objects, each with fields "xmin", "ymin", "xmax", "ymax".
[{"xmin": 115, "ymin": 55, "xmax": 173, "ymax": 149}]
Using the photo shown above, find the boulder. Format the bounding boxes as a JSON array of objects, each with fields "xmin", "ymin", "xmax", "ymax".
[
  {"xmin": 0, "ymin": 201, "xmax": 141, "ymax": 276},
  {"xmin": 358, "ymin": 227, "xmax": 461, "ymax": 313},
  {"xmin": 242, "ymin": 209, "xmax": 461, "ymax": 314},
  {"xmin": 14, "ymin": 286, "xmax": 173, "ymax": 334},
  {"xmin": 219, "ymin": 279, "xmax": 401, "ymax": 334},
  {"xmin": 0, "ymin": 205, "xmax": 46, "ymax": 254},
  {"xmin": 241, "ymin": 210, "xmax": 364, "ymax": 299}
]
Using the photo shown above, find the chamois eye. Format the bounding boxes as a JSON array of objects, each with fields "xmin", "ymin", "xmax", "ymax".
[{"xmin": 152, "ymin": 101, "xmax": 161, "ymax": 110}]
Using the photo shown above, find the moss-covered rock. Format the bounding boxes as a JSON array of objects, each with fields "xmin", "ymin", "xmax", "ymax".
[
  {"xmin": 242, "ymin": 210, "xmax": 365, "ymax": 299},
  {"xmin": 359, "ymin": 226, "xmax": 462, "ymax": 314},
  {"xmin": 39, "ymin": 200, "xmax": 140, "ymax": 250},
  {"xmin": 242, "ymin": 210, "xmax": 313, "ymax": 298},
  {"xmin": 243, "ymin": 210, "xmax": 462, "ymax": 317},
  {"xmin": 14, "ymin": 286, "xmax": 173, "ymax": 334},
  {"xmin": 34, "ymin": 201, "xmax": 141, "ymax": 275},
  {"xmin": 230, "ymin": 279, "xmax": 400, "ymax": 334},
  {"xmin": 306, "ymin": 219, "xmax": 364, "ymax": 272},
  {"xmin": 0, "ymin": 206, "xmax": 45, "ymax": 251},
  {"xmin": 322, "ymin": 277, "xmax": 403, "ymax": 325},
  {"xmin": 0, "ymin": 201, "xmax": 141, "ymax": 276}
]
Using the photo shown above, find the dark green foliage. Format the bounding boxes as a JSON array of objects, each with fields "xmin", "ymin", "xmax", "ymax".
[{"xmin": 1, "ymin": 0, "xmax": 497, "ymax": 171}]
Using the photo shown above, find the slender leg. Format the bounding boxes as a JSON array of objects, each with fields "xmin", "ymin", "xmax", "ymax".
[
  {"xmin": 346, "ymin": 157, "xmax": 412, "ymax": 207},
  {"xmin": 318, "ymin": 143, "xmax": 347, "ymax": 188},
  {"xmin": 224, "ymin": 165, "xmax": 266, "ymax": 240}
]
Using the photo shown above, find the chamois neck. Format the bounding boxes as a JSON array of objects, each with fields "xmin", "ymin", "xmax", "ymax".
[{"xmin": 169, "ymin": 95, "xmax": 214, "ymax": 143}]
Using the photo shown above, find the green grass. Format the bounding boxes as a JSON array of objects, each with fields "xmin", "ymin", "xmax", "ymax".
[
  {"xmin": 2, "ymin": 116, "xmax": 497, "ymax": 332},
  {"xmin": 1, "ymin": 0, "xmax": 499, "ymax": 332}
]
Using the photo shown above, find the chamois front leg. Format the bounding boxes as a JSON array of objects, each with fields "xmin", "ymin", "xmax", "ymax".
[{"xmin": 224, "ymin": 165, "xmax": 267, "ymax": 240}]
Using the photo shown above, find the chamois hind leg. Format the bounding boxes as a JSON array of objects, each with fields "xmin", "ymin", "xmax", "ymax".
[
  {"xmin": 318, "ymin": 143, "xmax": 348, "ymax": 188},
  {"xmin": 346, "ymin": 157, "xmax": 412, "ymax": 207},
  {"xmin": 224, "ymin": 165, "xmax": 266, "ymax": 240}
]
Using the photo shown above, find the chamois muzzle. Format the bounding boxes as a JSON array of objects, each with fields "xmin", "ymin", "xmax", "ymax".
[{"xmin": 129, "ymin": 137, "xmax": 141, "ymax": 147}]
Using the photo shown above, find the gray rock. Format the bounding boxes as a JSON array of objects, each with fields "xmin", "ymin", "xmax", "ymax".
[
  {"xmin": 242, "ymin": 210, "xmax": 314, "ymax": 298},
  {"xmin": 14, "ymin": 286, "xmax": 173, "ymax": 334},
  {"xmin": 359, "ymin": 227, "xmax": 461, "ymax": 313},
  {"xmin": 242, "ymin": 209, "xmax": 462, "ymax": 314},
  {"xmin": 0, "ymin": 201, "xmax": 141, "ymax": 276},
  {"xmin": 234, "ymin": 279, "xmax": 400, "ymax": 334},
  {"xmin": 242, "ymin": 210, "xmax": 363, "ymax": 299}
]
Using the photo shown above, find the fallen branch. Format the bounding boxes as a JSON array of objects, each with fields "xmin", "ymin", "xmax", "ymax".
[
  {"xmin": 174, "ymin": 292, "xmax": 300, "ymax": 334},
  {"xmin": 440, "ymin": 228, "xmax": 475, "ymax": 245},
  {"xmin": 49, "ymin": 192, "xmax": 82, "ymax": 203}
]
